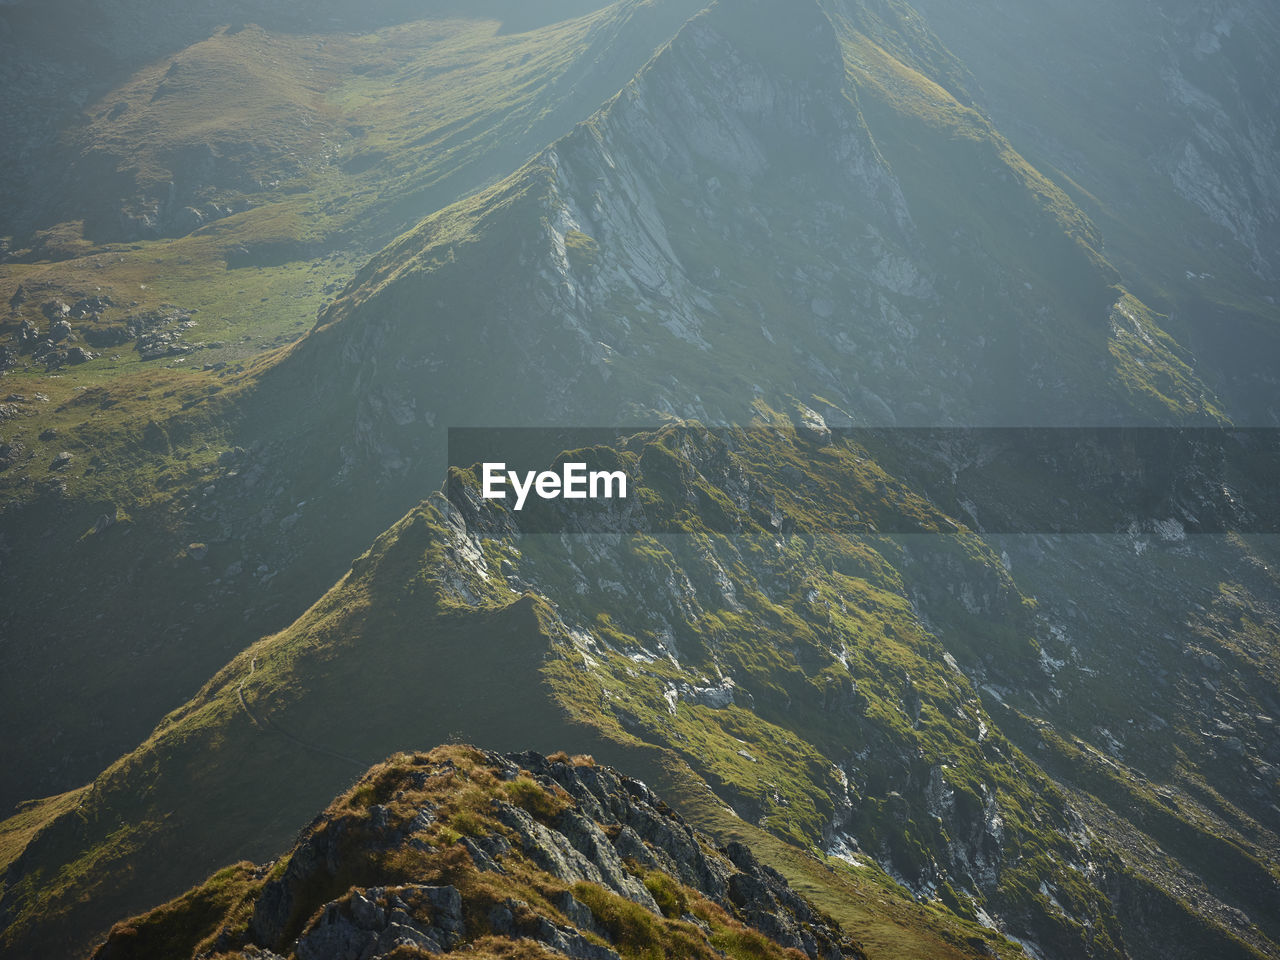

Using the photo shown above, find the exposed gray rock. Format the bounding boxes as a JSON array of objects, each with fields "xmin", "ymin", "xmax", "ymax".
[
  {"xmin": 796, "ymin": 404, "xmax": 831, "ymax": 444},
  {"xmin": 460, "ymin": 834, "xmax": 508, "ymax": 873},
  {"xmin": 721, "ymin": 841, "xmax": 845, "ymax": 960},
  {"xmin": 41, "ymin": 300, "xmax": 70, "ymax": 321},
  {"xmin": 295, "ymin": 885, "xmax": 462, "ymax": 960},
  {"xmin": 550, "ymin": 889, "xmax": 609, "ymax": 940},
  {"xmin": 70, "ymin": 296, "xmax": 113, "ymax": 318},
  {"xmin": 489, "ymin": 897, "xmax": 621, "ymax": 960},
  {"xmin": 99, "ymin": 748, "xmax": 863, "ymax": 960},
  {"xmin": 495, "ymin": 801, "xmax": 660, "ymax": 913},
  {"xmin": 680, "ymin": 678, "xmax": 736, "ymax": 709},
  {"xmin": 528, "ymin": 912, "xmax": 622, "ymax": 960}
]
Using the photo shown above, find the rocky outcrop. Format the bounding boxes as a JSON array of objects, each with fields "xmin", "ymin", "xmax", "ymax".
[{"xmin": 95, "ymin": 746, "xmax": 864, "ymax": 960}]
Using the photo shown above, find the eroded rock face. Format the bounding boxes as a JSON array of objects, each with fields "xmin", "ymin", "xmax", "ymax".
[
  {"xmin": 110, "ymin": 746, "xmax": 864, "ymax": 960},
  {"xmin": 294, "ymin": 884, "xmax": 464, "ymax": 960}
]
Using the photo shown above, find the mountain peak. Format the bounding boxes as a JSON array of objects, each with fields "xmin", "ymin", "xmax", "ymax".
[
  {"xmin": 93, "ymin": 746, "xmax": 866, "ymax": 960},
  {"xmin": 651, "ymin": 0, "xmax": 849, "ymax": 141},
  {"xmin": 693, "ymin": 0, "xmax": 844, "ymax": 83}
]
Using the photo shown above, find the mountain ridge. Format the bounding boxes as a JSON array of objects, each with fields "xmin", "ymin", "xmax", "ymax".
[
  {"xmin": 6, "ymin": 422, "xmax": 1277, "ymax": 959},
  {"xmin": 1, "ymin": 2, "xmax": 1277, "ymax": 959},
  {"xmin": 89, "ymin": 745, "xmax": 868, "ymax": 960}
]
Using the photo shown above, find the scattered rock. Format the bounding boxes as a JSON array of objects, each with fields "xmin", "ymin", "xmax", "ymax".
[
  {"xmin": 50, "ymin": 451, "xmax": 72, "ymax": 470},
  {"xmin": 137, "ymin": 327, "xmax": 192, "ymax": 360},
  {"xmin": 294, "ymin": 885, "xmax": 463, "ymax": 960},
  {"xmin": 67, "ymin": 346, "xmax": 95, "ymax": 364},
  {"xmin": 70, "ymin": 295, "xmax": 114, "ymax": 318},
  {"xmin": 680, "ymin": 678, "xmax": 736, "ymax": 709},
  {"xmin": 84, "ymin": 325, "xmax": 131, "ymax": 348},
  {"xmin": 187, "ymin": 542, "xmax": 208, "ymax": 561},
  {"xmin": 0, "ymin": 441, "xmax": 23, "ymax": 469},
  {"xmin": 41, "ymin": 300, "xmax": 70, "ymax": 321},
  {"xmin": 795, "ymin": 404, "xmax": 831, "ymax": 444}
]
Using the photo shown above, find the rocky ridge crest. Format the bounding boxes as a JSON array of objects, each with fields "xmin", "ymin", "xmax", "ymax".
[{"xmin": 94, "ymin": 745, "xmax": 865, "ymax": 960}]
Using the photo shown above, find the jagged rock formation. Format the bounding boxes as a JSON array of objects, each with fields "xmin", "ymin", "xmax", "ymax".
[{"xmin": 92, "ymin": 746, "xmax": 865, "ymax": 960}]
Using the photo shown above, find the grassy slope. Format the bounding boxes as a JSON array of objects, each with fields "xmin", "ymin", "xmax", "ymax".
[
  {"xmin": 0, "ymin": 425, "xmax": 1031, "ymax": 960},
  {"xmin": 640, "ymin": 750, "xmax": 1026, "ymax": 960},
  {"xmin": 0, "ymin": 513, "xmax": 1011, "ymax": 960},
  {"xmin": 1, "ymin": 1, "xmax": 704, "ymax": 382},
  {"xmin": 0, "ymin": 508, "xmax": 576, "ymax": 957}
]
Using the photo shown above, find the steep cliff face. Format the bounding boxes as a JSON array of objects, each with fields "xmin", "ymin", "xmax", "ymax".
[{"xmin": 91, "ymin": 746, "xmax": 866, "ymax": 960}]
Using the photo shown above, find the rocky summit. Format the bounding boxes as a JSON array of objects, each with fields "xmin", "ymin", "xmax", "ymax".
[{"xmin": 91, "ymin": 746, "xmax": 865, "ymax": 960}]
